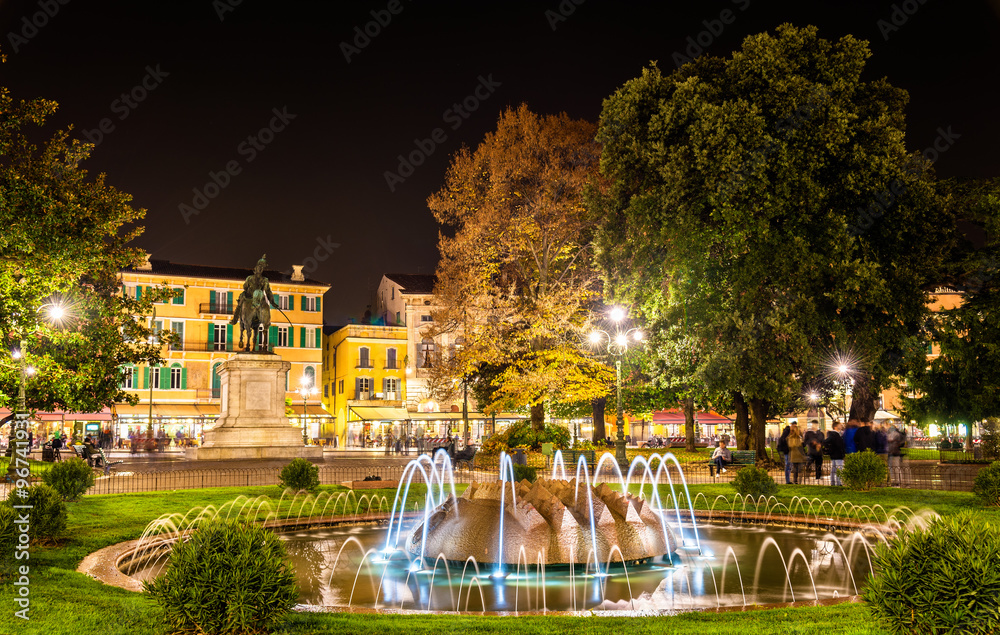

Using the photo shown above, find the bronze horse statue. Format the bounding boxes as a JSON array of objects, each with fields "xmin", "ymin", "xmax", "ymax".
[{"xmin": 231, "ymin": 255, "xmax": 289, "ymax": 353}]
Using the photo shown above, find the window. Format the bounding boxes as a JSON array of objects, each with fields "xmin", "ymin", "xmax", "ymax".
[
  {"xmin": 149, "ymin": 367, "xmax": 160, "ymax": 390},
  {"xmin": 213, "ymin": 324, "xmax": 227, "ymax": 351},
  {"xmin": 211, "ymin": 362, "xmax": 222, "ymax": 398},
  {"xmin": 386, "ymin": 347, "xmax": 397, "ymax": 369},
  {"xmin": 420, "ymin": 338, "xmax": 435, "ymax": 368},
  {"xmin": 304, "ymin": 366, "xmax": 316, "ymax": 388},
  {"xmin": 276, "ymin": 326, "xmax": 289, "ymax": 347},
  {"xmin": 120, "ymin": 366, "xmax": 134, "ymax": 389},
  {"xmin": 171, "ymin": 287, "xmax": 185, "ymax": 305},
  {"xmin": 277, "ymin": 295, "xmax": 291, "ymax": 310},
  {"xmin": 420, "ymin": 314, "xmax": 433, "ymax": 323},
  {"xmin": 170, "ymin": 321, "xmax": 184, "ymax": 351},
  {"xmin": 302, "ymin": 296, "xmax": 320, "ymax": 312},
  {"xmin": 255, "ymin": 326, "xmax": 266, "ymax": 350},
  {"xmin": 358, "ymin": 347, "xmax": 371, "ymax": 368},
  {"xmin": 339, "ymin": 379, "xmax": 344, "ymax": 394},
  {"xmin": 170, "ymin": 365, "xmax": 183, "ymax": 390},
  {"xmin": 324, "ymin": 384, "xmax": 329, "ymax": 398},
  {"xmin": 395, "ymin": 311, "xmax": 400, "ymax": 325},
  {"xmin": 357, "ymin": 377, "xmax": 371, "ymax": 399},
  {"xmin": 391, "ymin": 287, "xmax": 395, "ymax": 300},
  {"xmin": 384, "ymin": 377, "xmax": 399, "ymax": 399}
]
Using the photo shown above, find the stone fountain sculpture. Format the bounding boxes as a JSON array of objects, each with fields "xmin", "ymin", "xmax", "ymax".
[{"xmin": 407, "ymin": 479, "xmax": 676, "ymax": 565}]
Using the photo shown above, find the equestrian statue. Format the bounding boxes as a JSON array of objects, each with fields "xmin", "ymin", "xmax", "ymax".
[{"xmin": 231, "ymin": 254, "xmax": 290, "ymax": 353}]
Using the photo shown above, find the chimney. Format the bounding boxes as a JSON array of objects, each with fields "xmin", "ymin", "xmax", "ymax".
[
  {"xmin": 137, "ymin": 251, "xmax": 152, "ymax": 271},
  {"xmin": 291, "ymin": 264, "xmax": 305, "ymax": 282}
]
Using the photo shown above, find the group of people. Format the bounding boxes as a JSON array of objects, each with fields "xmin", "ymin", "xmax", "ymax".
[{"xmin": 777, "ymin": 419, "xmax": 906, "ymax": 485}]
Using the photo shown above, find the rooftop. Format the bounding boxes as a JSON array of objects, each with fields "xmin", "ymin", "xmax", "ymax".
[
  {"xmin": 122, "ymin": 259, "xmax": 329, "ymax": 287},
  {"xmin": 383, "ymin": 273, "xmax": 436, "ymax": 295}
]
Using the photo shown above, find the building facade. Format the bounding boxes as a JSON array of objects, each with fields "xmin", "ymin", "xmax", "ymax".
[{"xmin": 115, "ymin": 257, "xmax": 330, "ymax": 442}]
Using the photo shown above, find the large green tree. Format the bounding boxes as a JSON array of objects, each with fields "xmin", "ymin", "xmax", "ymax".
[
  {"xmin": 0, "ymin": 72, "xmax": 164, "ymax": 415},
  {"xmin": 595, "ymin": 24, "xmax": 954, "ymax": 460},
  {"xmin": 428, "ymin": 104, "xmax": 612, "ymax": 430}
]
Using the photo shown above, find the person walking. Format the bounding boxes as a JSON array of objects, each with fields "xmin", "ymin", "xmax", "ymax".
[
  {"xmin": 787, "ymin": 424, "xmax": 808, "ymax": 484},
  {"xmin": 886, "ymin": 424, "xmax": 906, "ymax": 486},
  {"xmin": 804, "ymin": 421, "xmax": 825, "ymax": 480},
  {"xmin": 824, "ymin": 422, "xmax": 847, "ymax": 486},
  {"xmin": 777, "ymin": 426, "xmax": 792, "ymax": 484}
]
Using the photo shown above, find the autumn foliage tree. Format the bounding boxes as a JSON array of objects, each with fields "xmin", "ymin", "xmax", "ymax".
[
  {"xmin": 428, "ymin": 104, "xmax": 612, "ymax": 430},
  {"xmin": 0, "ymin": 70, "xmax": 165, "ymax": 415}
]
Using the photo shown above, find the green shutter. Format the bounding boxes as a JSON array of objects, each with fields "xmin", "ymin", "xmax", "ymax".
[
  {"xmin": 300, "ymin": 295, "xmax": 306, "ymax": 311},
  {"xmin": 288, "ymin": 295, "xmax": 295, "ymax": 311},
  {"xmin": 142, "ymin": 366, "xmax": 149, "ymax": 389},
  {"xmin": 172, "ymin": 288, "xmax": 184, "ymax": 305},
  {"xmin": 315, "ymin": 327, "xmax": 321, "ymax": 349},
  {"xmin": 227, "ymin": 291, "xmax": 234, "ymax": 311},
  {"xmin": 300, "ymin": 326, "xmax": 306, "ymax": 348},
  {"xmin": 269, "ymin": 325, "xmax": 278, "ymax": 346},
  {"xmin": 181, "ymin": 368, "xmax": 187, "ymax": 390},
  {"xmin": 226, "ymin": 324, "xmax": 233, "ymax": 348},
  {"xmin": 136, "ymin": 285, "xmax": 142, "ymax": 300},
  {"xmin": 207, "ymin": 322, "xmax": 214, "ymax": 348},
  {"xmin": 316, "ymin": 297, "xmax": 321, "ymax": 312},
  {"xmin": 288, "ymin": 326, "xmax": 295, "ymax": 347},
  {"xmin": 209, "ymin": 290, "xmax": 216, "ymax": 307}
]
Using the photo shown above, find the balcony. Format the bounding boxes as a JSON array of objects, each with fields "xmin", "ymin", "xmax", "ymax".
[
  {"xmin": 195, "ymin": 341, "xmax": 274, "ymax": 353},
  {"xmin": 384, "ymin": 360, "xmax": 399, "ymax": 369},
  {"xmin": 199, "ymin": 302, "xmax": 235, "ymax": 315},
  {"xmin": 356, "ymin": 358, "xmax": 374, "ymax": 369}
]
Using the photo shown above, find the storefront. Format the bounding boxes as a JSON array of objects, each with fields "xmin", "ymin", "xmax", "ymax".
[{"xmin": 651, "ymin": 409, "xmax": 733, "ymax": 440}]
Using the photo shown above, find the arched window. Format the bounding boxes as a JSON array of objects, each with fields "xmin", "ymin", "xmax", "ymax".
[
  {"xmin": 420, "ymin": 338, "xmax": 435, "ymax": 368},
  {"xmin": 358, "ymin": 346, "xmax": 371, "ymax": 368},
  {"xmin": 386, "ymin": 347, "xmax": 397, "ymax": 369},
  {"xmin": 169, "ymin": 363, "xmax": 185, "ymax": 390},
  {"xmin": 304, "ymin": 365, "xmax": 316, "ymax": 388},
  {"xmin": 212, "ymin": 362, "xmax": 222, "ymax": 397}
]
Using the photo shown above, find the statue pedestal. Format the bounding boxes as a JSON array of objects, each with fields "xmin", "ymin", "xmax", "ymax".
[{"xmin": 186, "ymin": 353, "xmax": 323, "ymax": 461}]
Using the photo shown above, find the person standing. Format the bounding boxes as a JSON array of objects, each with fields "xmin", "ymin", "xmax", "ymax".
[
  {"xmin": 787, "ymin": 424, "xmax": 808, "ymax": 484},
  {"xmin": 824, "ymin": 422, "xmax": 847, "ymax": 486},
  {"xmin": 843, "ymin": 420, "xmax": 859, "ymax": 455},
  {"xmin": 854, "ymin": 420, "xmax": 875, "ymax": 454},
  {"xmin": 777, "ymin": 426, "xmax": 792, "ymax": 484},
  {"xmin": 804, "ymin": 421, "xmax": 825, "ymax": 480},
  {"xmin": 886, "ymin": 424, "xmax": 906, "ymax": 486}
]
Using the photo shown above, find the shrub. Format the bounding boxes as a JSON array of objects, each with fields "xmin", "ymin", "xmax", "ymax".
[
  {"xmin": 511, "ymin": 464, "xmax": 537, "ymax": 483},
  {"xmin": 973, "ymin": 461, "xmax": 1000, "ymax": 507},
  {"xmin": 865, "ymin": 511, "xmax": 1000, "ymax": 634},
  {"xmin": 145, "ymin": 519, "xmax": 298, "ymax": 634},
  {"xmin": 840, "ymin": 449, "xmax": 888, "ymax": 491},
  {"xmin": 279, "ymin": 458, "xmax": 319, "ymax": 492},
  {"xmin": 982, "ymin": 417, "xmax": 1000, "ymax": 461},
  {"xmin": 479, "ymin": 421, "xmax": 570, "ymax": 456},
  {"xmin": 0, "ymin": 505, "xmax": 15, "ymax": 581},
  {"xmin": 4, "ymin": 483, "xmax": 66, "ymax": 541},
  {"xmin": 730, "ymin": 465, "xmax": 777, "ymax": 498},
  {"xmin": 41, "ymin": 457, "xmax": 95, "ymax": 500}
]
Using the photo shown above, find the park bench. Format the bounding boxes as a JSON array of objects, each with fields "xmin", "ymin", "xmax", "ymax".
[
  {"xmin": 709, "ymin": 450, "xmax": 756, "ymax": 476},
  {"xmin": 561, "ymin": 449, "xmax": 595, "ymax": 469},
  {"xmin": 453, "ymin": 445, "xmax": 477, "ymax": 470},
  {"xmin": 68, "ymin": 445, "xmax": 123, "ymax": 476}
]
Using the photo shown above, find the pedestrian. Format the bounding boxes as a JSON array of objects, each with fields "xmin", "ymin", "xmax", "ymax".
[
  {"xmin": 787, "ymin": 424, "xmax": 808, "ymax": 484},
  {"xmin": 873, "ymin": 423, "xmax": 888, "ymax": 461},
  {"xmin": 804, "ymin": 420, "xmax": 825, "ymax": 480},
  {"xmin": 843, "ymin": 420, "xmax": 859, "ymax": 455},
  {"xmin": 886, "ymin": 424, "xmax": 906, "ymax": 486},
  {"xmin": 384, "ymin": 432, "xmax": 393, "ymax": 456},
  {"xmin": 854, "ymin": 420, "xmax": 875, "ymax": 454},
  {"xmin": 824, "ymin": 422, "xmax": 847, "ymax": 486},
  {"xmin": 711, "ymin": 440, "xmax": 732, "ymax": 475},
  {"xmin": 777, "ymin": 426, "xmax": 791, "ymax": 484}
]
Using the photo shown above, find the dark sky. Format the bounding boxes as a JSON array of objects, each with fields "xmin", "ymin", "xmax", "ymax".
[{"xmin": 2, "ymin": 0, "xmax": 998, "ymax": 323}]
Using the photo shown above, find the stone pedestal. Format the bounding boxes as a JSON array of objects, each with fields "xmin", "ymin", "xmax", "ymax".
[{"xmin": 186, "ymin": 353, "xmax": 323, "ymax": 461}]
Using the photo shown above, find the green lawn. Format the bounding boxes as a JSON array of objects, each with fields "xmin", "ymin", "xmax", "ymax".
[{"xmin": 0, "ymin": 480, "xmax": 992, "ymax": 635}]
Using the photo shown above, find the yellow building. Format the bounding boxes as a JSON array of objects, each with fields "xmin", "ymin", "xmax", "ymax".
[
  {"xmin": 321, "ymin": 324, "xmax": 409, "ymax": 447},
  {"xmin": 116, "ymin": 256, "xmax": 330, "ymax": 442}
]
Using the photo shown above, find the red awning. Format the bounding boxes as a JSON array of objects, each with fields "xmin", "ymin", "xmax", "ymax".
[
  {"xmin": 652, "ymin": 409, "xmax": 732, "ymax": 425},
  {"xmin": 0, "ymin": 408, "xmax": 113, "ymax": 421}
]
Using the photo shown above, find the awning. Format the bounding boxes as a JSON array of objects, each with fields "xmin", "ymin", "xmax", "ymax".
[
  {"xmin": 874, "ymin": 409, "xmax": 902, "ymax": 421},
  {"xmin": 348, "ymin": 406, "xmax": 410, "ymax": 421},
  {"xmin": 407, "ymin": 411, "xmax": 526, "ymax": 421},
  {"xmin": 652, "ymin": 409, "xmax": 732, "ymax": 425},
  {"xmin": 288, "ymin": 405, "xmax": 331, "ymax": 416},
  {"xmin": 0, "ymin": 409, "xmax": 113, "ymax": 421},
  {"xmin": 114, "ymin": 404, "xmax": 219, "ymax": 417}
]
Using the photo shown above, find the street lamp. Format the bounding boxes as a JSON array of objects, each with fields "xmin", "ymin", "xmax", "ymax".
[
  {"xmin": 589, "ymin": 306, "xmax": 644, "ymax": 467},
  {"xmin": 834, "ymin": 363, "xmax": 854, "ymax": 425},
  {"xmin": 297, "ymin": 376, "xmax": 318, "ymax": 445}
]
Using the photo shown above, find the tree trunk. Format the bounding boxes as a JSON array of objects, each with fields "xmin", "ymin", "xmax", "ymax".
[
  {"xmin": 848, "ymin": 375, "xmax": 878, "ymax": 423},
  {"xmin": 530, "ymin": 402, "xmax": 545, "ymax": 432},
  {"xmin": 733, "ymin": 391, "xmax": 751, "ymax": 450},
  {"xmin": 591, "ymin": 396, "xmax": 607, "ymax": 443},
  {"xmin": 749, "ymin": 397, "xmax": 769, "ymax": 463},
  {"xmin": 683, "ymin": 397, "xmax": 696, "ymax": 452}
]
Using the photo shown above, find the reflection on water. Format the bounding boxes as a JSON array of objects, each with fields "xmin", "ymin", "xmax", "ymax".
[{"xmin": 271, "ymin": 522, "xmax": 874, "ymax": 612}]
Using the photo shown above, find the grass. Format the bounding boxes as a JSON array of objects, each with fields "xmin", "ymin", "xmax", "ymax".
[
  {"xmin": 0, "ymin": 478, "xmax": 993, "ymax": 634},
  {"xmin": 0, "ymin": 456, "xmax": 52, "ymax": 476}
]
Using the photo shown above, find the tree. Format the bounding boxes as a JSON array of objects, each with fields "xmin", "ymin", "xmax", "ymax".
[
  {"xmin": 595, "ymin": 25, "xmax": 953, "ymax": 459},
  {"xmin": 0, "ymin": 72, "xmax": 164, "ymax": 415},
  {"xmin": 428, "ymin": 104, "xmax": 612, "ymax": 430}
]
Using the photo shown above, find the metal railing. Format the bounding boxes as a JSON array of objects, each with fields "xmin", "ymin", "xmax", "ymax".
[{"xmin": 199, "ymin": 302, "xmax": 235, "ymax": 315}]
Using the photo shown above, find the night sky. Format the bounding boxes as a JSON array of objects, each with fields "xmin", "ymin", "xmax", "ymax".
[{"xmin": 2, "ymin": 0, "xmax": 998, "ymax": 323}]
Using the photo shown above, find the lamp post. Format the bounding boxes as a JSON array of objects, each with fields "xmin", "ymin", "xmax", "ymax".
[
  {"xmin": 836, "ymin": 364, "xmax": 853, "ymax": 425},
  {"xmin": 589, "ymin": 307, "xmax": 644, "ymax": 467},
  {"xmin": 297, "ymin": 377, "xmax": 318, "ymax": 445}
]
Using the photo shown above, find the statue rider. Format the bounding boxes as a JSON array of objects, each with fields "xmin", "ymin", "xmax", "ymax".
[{"xmin": 231, "ymin": 254, "xmax": 277, "ymax": 331}]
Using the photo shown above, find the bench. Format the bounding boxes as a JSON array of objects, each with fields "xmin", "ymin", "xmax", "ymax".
[
  {"xmin": 67, "ymin": 445, "xmax": 123, "ymax": 476},
  {"xmin": 709, "ymin": 450, "xmax": 756, "ymax": 476},
  {"xmin": 560, "ymin": 449, "xmax": 595, "ymax": 469}
]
